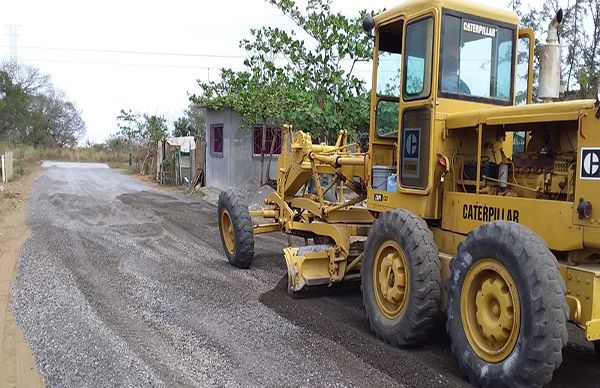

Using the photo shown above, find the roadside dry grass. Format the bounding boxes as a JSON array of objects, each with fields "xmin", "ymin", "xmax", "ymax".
[
  {"xmin": 0, "ymin": 143, "xmax": 129, "ymax": 166},
  {"xmin": 0, "ymin": 161, "xmax": 45, "ymax": 388}
]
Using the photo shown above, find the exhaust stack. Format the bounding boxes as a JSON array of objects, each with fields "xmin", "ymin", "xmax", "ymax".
[{"xmin": 539, "ymin": 9, "xmax": 563, "ymax": 102}]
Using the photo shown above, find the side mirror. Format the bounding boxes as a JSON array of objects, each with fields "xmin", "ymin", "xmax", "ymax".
[{"xmin": 363, "ymin": 15, "xmax": 375, "ymax": 37}]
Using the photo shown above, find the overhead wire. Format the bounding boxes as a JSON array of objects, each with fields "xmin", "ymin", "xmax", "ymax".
[{"xmin": 20, "ymin": 57, "xmax": 246, "ymax": 70}]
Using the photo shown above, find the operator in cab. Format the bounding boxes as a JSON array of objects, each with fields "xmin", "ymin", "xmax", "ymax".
[{"xmin": 440, "ymin": 54, "xmax": 471, "ymax": 95}]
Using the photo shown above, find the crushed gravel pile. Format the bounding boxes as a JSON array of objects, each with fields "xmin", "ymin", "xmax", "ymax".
[
  {"xmin": 11, "ymin": 164, "xmax": 405, "ymax": 387},
  {"xmin": 13, "ymin": 163, "xmax": 593, "ymax": 387},
  {"xmin": 194, "ymin": 176, "xmax": 274, "ymax": 211}
]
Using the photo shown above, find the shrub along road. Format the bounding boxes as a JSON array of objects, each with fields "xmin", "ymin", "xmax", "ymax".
[{"xmin": 11, "ymin": 162, "xmax": 600, "ymax": 387}]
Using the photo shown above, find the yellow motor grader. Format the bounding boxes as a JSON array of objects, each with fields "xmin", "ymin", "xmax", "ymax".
[{"xmin": 217, "ymin": 0, "xmax": 600, "ymax": 386}]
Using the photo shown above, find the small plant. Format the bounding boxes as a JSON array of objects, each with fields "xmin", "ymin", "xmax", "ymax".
[{"xmin": 10, "ymin": 162, "xmax": 25, "ymax": 181}]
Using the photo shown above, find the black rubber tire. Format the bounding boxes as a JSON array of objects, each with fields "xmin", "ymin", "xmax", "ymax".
[
  {"xmin": 446, "ymin": 221, "xmax": 568, "ymax": 388},
  {"xmin": 362, "ymin": 209, "xmax": 441, "ymax": 345},
  {"xmin": 594, "ymin": 341, "xmax": 600, "ymax": 358},
  {"xmin": 217, "ymin": 189, "xmax": 254, "ymax": 268}
]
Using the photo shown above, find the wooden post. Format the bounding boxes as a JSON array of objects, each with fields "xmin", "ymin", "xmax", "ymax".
[{"xmin": 1, "ymin": 154, "xmax": 5, "ymax": 183}]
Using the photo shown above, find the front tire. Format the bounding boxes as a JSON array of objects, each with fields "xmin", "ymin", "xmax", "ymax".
[
  {"xmin": 446, "ymin": 221, "xmax": 567, "ymax": 387},
  {"xmin": 362, "ymin": 209, "xmax": 441, "ymax": 345},
  {"xmin": 217, "ymin": 189, "xmax": 254, "ymax": 268}
]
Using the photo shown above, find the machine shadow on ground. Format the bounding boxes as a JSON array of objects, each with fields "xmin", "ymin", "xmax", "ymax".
[{"xmin": 256, "ymin": 251, "xmax": 600, "ymax": 388}]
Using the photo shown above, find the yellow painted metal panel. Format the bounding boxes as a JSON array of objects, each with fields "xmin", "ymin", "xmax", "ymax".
[
  {"xmin": 374, "ymin": 0, "xmax": 519, "ymax": 26},
  {"xmin": 562, "ymin": 264, "xmax": 600, "ymax": 340},
  {"xmin": 574, "ymin": 108, "xmax": 600, "ymax": 233},
  {"xmin": 441, "ymin": 191, "xmax": 583, "ymax": 251},
  {"xmin": 445, "ymin": 100, "xmax": 595, "ymax": 129}
]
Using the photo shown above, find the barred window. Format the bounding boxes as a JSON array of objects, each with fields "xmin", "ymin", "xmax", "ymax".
[
  {"xmin": 253, "ymin": 127, "xmax": 282, "ymax": 156},
  {"xmin": 210, "ymin": 124, "xmax": 223, "ymax": 156}
]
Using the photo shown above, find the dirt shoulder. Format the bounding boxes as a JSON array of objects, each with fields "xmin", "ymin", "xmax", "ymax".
[{"xmin": 0, "ymin": 163, "xmax": 45, "ymax": 388}]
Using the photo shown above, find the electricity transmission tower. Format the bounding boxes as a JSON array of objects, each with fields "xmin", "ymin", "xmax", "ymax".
[{"xmin": 6, "ymin": 24, "xmax": 20, "ymax": 63}]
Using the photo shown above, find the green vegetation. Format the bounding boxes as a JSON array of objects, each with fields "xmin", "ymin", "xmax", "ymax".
[
  {"xmin": 512, "ymin": 0, "xmax": 600, "ymax": 100},
  {"xmin": 0, "ymin": 62, "xmax": 85, "ymax": 147},
  {"xmin": 192, "ymin": 0, "xmax": 373, "ymax": 143},
  {"xmin": 111, "ymin": 101, "xmax": 205, "ymax": 176}
]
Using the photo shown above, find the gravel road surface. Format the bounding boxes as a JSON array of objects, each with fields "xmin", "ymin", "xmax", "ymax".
[{"xmin": 11, "ymin": 162, "xmax": 600, "ymax": 387}]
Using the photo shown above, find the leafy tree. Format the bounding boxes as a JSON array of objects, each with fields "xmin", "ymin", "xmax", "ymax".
[
  {"xmin": 515, "ymin": 0, "xmax": 600, "ymax": 99},
  {"xmin": 31, "ymin": 89, "xmax": 86, "ymax": 147},
  {"xmin": 0, "ymin": 62, "xmax": 86, "ymax": 147},
  {"xmin": 0, "ymin": 70, "xmax": 32, "ymax": 142},
  {"xmin": 183, "ymin": 102, "xmax": 206, "ymax": 139},
  {"xmin": 192, "ymin": 0, "xmax": 373, "ymax": 184},
  {"xmin": 172, "ymin": 117, "xmax": 191, "ymax": 137},
  {"xmin": 249, "ymin": 0, "xmax": 373, "ymax": 140},
  {"xmin": 142, "ymin": 114, "xmax": 168, "ymax": 142},
  {"xmin": 116, "ymin": 109, "xmax": 143, "ymax": 170},
  {"xmin": 138, "ymin": 114, "xmax": 168, "ymax": 175},
  {"xmin": 116, "ymin": 109, "xmax": 143, "ymax": 143}
]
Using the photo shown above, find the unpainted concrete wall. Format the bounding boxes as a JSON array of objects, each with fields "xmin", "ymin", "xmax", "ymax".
[{"xmin": 205, "ymin": 108, "xmax": 277, "ymax": 189}]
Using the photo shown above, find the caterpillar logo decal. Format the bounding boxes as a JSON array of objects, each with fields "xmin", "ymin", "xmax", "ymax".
[
  {"xmin": 463, "ymin": 20, "xmax": 497, "ymax": 38},
  {"xmin": 581, "ymin": 148, "xmax": 600, "ymax": 180},
  {"xmin": 402, "ymin": 128, "xmax": 421, "ymax": 179},
  {"xmin": 463, "ymin": 204, "xmax": 519, "ymax": 223}
]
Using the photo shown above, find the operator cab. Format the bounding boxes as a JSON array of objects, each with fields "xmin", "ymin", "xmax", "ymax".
[{"xmin": 365, "ymin": 0, "xmax": 533, "ymax": 217}]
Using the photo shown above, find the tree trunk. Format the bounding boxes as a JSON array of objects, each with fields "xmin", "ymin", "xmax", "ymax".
[
  {"xmin": 259, "ymin": 122, "xmax": 267, "ymax": 185},
  {"xmin": 140, "ymin": 141, "xmax": 152, "ymax": 175},
  {"xmin": 265, "ymin": 128, "xmax": 278, "ymax": 182}
]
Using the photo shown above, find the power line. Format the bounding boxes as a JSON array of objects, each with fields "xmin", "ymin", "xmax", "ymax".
[
  {"xmin": 21, "ymin": 57, "xmax": 247, "ymax": 71},
  {"xmin": 9, "ymin": 45, "xmax": 246, "ymax": 59},
  {"xmin": 1, "ymin": 44, "xmax": 375, "ymax": 62}
]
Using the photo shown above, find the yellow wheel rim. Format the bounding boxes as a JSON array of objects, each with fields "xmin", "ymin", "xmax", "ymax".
[
  {"xmin": 373, "ymin": 240, "xmax": 409, "ymax": 319},
  {"xmin": 460, "ymin": 259, "xmax": 521, "ymax": 363},
  {"xmin": 221, "ymin": 209, "xmax": 235, "ymax": 255}
]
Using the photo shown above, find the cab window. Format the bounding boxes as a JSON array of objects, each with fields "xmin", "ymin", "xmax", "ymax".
[
  {"xmin": 403, "ymin": 17, "xmax": 434, "ymax": 100},
  {"xmin": 376, "ymin": 20, "xmax": 403, "ymax": 98},
  {"xmin": 375, "ymin": 19, "xmax": 403, "ymax": 138},
  {"xmin": 440, "ymin": 11, "xmax": 515, "ymax": 104}
]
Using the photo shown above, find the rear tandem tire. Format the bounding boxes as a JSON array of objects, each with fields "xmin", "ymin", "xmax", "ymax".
[
  {"xmin": 217, "ymin": 189, "xmax": 255, "ymax": 268},
  {"xmin": 446, "ymin": 221, "xmax": 568, "ymax": 388},
  {"xmin": 361, "ymin": 209, "xmax": 441, "ymax": 346}
]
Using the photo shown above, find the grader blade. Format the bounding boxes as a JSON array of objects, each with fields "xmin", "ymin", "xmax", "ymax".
[
  {"xmin": 284, "ymin": 245, "xmax": 333, "ymax": 293},
  {"xmin": 284, "ymin": 243, "xmax": 362, "ymax": 297}
]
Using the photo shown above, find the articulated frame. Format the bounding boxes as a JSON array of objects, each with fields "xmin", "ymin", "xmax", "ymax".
[{"xmin": 249, "ymin": 125, "xmax": 373, "ymax": 291}]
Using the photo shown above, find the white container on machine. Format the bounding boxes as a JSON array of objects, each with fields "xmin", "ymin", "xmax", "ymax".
[
  {"xmin": 372, "ymin": 165, "xmax": 394, "ymax": 190},
  {"xmin": 387, "ymin": 173, "xmax": 398, "ymax": 192}
]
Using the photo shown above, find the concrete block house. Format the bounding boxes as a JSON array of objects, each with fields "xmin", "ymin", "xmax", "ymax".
[{"xmin": 204, "ymin": 107, "xmax": 280, "ymax": 189}]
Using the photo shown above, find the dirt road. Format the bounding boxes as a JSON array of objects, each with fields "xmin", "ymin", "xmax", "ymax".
[
  {"xmin": 11, "ymin": 162, "xmax": 600, "ymax": 387},
  {"xmin": 0, "ymin": 164, "xmax": 45, "ymax": 388}
]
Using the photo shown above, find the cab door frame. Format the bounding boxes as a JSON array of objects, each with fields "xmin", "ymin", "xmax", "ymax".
[{"xmin": 396, "ymin": 9, "xmax": 439, "ymax": 196}]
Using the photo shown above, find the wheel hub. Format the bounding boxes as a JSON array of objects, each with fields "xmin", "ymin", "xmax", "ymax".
[
  {"xmin": 461, "ymin": 259, "xmax": 521, "ymax": 363},
  {"xmin": 221, "ymin": 209, "xmax": 235, "ymax": 254},
  {"xmin": 374, "ymin": 241, "xmax": 408, "ymax": 319},
  {"xmin": 475, "ymin": 276, "xmax": 515, "ymax": 346}
]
